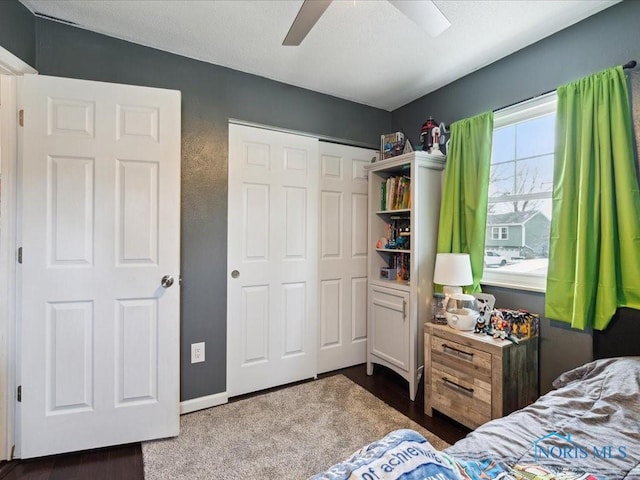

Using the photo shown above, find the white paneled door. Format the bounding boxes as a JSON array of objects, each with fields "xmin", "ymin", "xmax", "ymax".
[
  {"xmin": 318, "ymin": 142, "xmax": 376, "ymax": 373},
  {"xmin": 18, "ymin": 74, "xmax": 181, "ymax": 458},
  {"xmin": 227, "ymin": 124, "xmax": 318, "ymax": 397}
]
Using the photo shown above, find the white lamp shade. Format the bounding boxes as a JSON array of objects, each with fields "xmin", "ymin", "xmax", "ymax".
[{"xmin": 433, "ymin": 253, "xmax": 473, "ymax": 287}]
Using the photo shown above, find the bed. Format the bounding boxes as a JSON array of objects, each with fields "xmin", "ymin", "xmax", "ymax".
[
  {"xmin": 445, "ymin": 355, "xmax": 640, "ymax": 478},
  {"xmin": 310, "ymin": 310, "xmax": 640, "ymax": 480}
]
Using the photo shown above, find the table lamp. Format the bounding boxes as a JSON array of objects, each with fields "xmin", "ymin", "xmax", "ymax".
[
  {"xmin": 433, "ymin": 253, "xmax": 473, "ymax": 295},
  {"xmin": 433, "ymin": 253, "xmax": 477, "ymax": 330}
]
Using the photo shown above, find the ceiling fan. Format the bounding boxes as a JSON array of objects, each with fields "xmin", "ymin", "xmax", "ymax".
[{"xmin": 283, "ymin": 0, "xmax": 451, "ymax": 46}]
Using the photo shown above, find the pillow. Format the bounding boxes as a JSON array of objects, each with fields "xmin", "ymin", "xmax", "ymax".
[{"xmin": 552, "ymin": 356, "xmax": 640, "ymax": 389}]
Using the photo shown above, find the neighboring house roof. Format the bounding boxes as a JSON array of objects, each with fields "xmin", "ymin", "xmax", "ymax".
[{"xmin": 487, "ymin": 210, "xmax": 546, "ymax": 226}]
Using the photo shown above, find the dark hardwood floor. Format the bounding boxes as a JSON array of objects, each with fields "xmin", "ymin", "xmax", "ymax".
[
  {"xmin": 337, "ymin": 364, "xmax": 470, "ymax": 445},
  {"xmin": 0, "ymin": 364, "xmax": 469, "ymax": 479}
]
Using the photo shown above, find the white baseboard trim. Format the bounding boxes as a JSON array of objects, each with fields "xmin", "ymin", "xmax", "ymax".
[{"xmin": 180, "ymin": 392, "xmax": 228, "ymax": 415}]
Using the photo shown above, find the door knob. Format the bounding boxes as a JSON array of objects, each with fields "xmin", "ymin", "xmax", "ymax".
[
  {"xmin": 161, "ymin": 275, "xmax": 174, "ymax": 288},
  {"xmin": 231, "ymin": 270, "xmax": 240, "ymax": 279}
]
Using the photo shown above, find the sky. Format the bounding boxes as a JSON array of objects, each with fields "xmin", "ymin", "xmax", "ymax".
[{"xmin": 490, "ymin": 112, "xmax": 556, "ymax": 220}]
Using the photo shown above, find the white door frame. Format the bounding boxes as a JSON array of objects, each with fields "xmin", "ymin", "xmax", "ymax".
[{"xmin": 0, "ymin": 46, "xmax": 37, "ymax": 461}]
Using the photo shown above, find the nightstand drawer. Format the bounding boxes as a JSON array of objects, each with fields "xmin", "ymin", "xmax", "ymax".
[
  {"xmin": 430, "ymin": 336, "xmax": 492, "ymax": 381},
  {"xmin": 431, "ymin": 366, "xmax": 491, "ymax": 428},
  {"xmin": 425, "ymin": 323, "xmax": 539, "ymax": 430}
]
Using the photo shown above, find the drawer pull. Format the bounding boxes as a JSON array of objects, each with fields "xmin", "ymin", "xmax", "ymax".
[
  {"xmin": 442, "ymin": 377, "xmax": 474, "ymax": 396},
  {"xmin": 442, "ymin": 343, "xmax": 474, "ymax": 361}
]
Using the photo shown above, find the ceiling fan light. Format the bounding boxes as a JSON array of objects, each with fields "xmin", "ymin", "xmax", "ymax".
[{"xmin": 389, "ymin": 0, "xmax": 451, "ymax": 38}]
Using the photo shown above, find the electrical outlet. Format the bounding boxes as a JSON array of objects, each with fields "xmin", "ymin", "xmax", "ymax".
[{"xmin": 191, "ymin": 342, "xmax": 205, "ymax": 364}]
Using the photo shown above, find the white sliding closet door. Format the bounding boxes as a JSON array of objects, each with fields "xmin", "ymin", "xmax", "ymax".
[
  {"xmin": 318, "ymin": 142, "xmax": 377, "ymax": 373},
  {"xmin": 227, "ymin": 124, "xmax": 318, "ymax": 397}
]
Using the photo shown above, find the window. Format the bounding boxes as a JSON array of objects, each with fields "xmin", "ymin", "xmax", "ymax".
[
  {"xmin": 491, "ymin": 226, "xmax": 508, "ymax": 240},
  {"xmin": 482, "ymin": 92, "xmax": 557, "ymax": 292}
]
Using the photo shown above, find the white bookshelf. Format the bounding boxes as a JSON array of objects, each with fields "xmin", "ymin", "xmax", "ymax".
[{"xmin": 365, "ymin": 151, "xmax": 445, "ymax": 401}]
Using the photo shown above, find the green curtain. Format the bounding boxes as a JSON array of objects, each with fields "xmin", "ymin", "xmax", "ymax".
[
  {"xmin": 546, "ymin": 66, "xmax": 640, "ymax": 330},
  {"xmin": 437, "ymin": 112, "xmax": 494, "ymax": 292}
]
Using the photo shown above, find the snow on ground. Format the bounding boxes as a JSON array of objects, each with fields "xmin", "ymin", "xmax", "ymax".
[{"xmin": 489, "ymin": 258, "xmax": 549, "ymax": 275}]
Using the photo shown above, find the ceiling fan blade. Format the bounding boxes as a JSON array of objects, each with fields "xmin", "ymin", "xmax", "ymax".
[
  {"xmin": 388, "ymin": 0, "xmax": 451, "ymax": 38},
  {"xmin": 283, "ymin": 0, "xmax": 332, "ymax": 46}
]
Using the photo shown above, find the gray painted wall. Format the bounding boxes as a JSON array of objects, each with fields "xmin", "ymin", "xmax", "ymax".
[
  {"xmin": 392, "ymin": 0, "xmax": 640, "ymax": 393},
  {"xmin": 26, "ymin": 18, "xmax": 391, "ymax": 401},
  {"xmin": 0, "ymin": 0, "xmax": 35, "ymax": 67},
  {"xmin": 392, "ymin": 1, "xmax": 640, "ymax": 146}
]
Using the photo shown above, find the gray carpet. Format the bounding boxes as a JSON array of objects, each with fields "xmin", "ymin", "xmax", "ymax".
[{"xmin": 142, "ymin": 374, "xmax": 449, "ymax": 480}]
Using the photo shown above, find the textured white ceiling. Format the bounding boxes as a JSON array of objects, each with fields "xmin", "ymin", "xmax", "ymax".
[{"xmin": 19, "ymin": 0, "xmax": 621, "ymax": 111}]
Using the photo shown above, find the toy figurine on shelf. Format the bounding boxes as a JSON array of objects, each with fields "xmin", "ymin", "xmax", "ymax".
[
  {"xmin": 419, "ymin": 117, "xmax": 438, "ymax": 152},
  {"xmin": 473, "ymin": 293, "xmax": 494, "ymax": 334},
  {"xmin": 474, "ymin": 315, "xmax": 487, "ymax": 334},
  {"xmin": 486, "ymin": 309, "xmax": 520, "ymax": 344},
  {"xmin": 431, "ymin": 126, "xmax": 441, "ymax": 153}
]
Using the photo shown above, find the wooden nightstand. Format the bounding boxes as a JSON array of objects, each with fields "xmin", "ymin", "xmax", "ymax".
[{"xmin": 424, "ymin": 322, "xmax": 538, "ymax": 429}]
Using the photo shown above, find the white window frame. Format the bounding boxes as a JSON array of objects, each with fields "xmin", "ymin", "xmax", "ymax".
[
  {"xmin": 482, "ymin": 92, "xmax": 557, "ymax": 293},
  {"xmin": 491, "ymin": 226, "xmax": 508, "ymax": 240}
]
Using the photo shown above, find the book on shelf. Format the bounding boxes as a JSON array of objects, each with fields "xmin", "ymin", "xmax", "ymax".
[
  {"xmin": 387, "ymin": 252, "xmax": 410, "ymax": 282},
  {"xmin": 380, "ymin": 132, "xmax": 405, "ymax": 160},
  {"xmin": 380, "ymin": 176, "xmax": 411, "ymax": 211}
]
